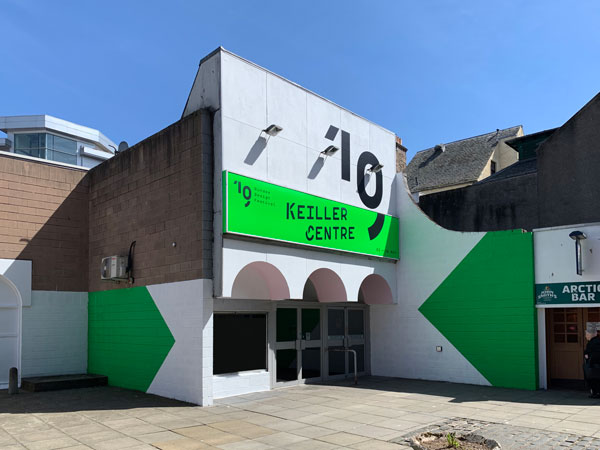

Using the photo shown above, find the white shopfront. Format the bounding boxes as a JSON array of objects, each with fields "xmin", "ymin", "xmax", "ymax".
[{"xmin": 183, "ymin": 48, "xmax": 398, "ymax": 400}]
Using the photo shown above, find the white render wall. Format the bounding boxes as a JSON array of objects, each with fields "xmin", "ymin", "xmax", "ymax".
[
  {"xmin": 21, "ymin": 291, "xmax": 88, "ymax": 377},
  {"xmin": 147, "ymin": 279, "xmax": 213, "ymax": 405},
  {"xmin": 218, "ymin": 51, "xmax": 397, "ymax": 215},
  {"xmin": 184, "ymin": 49, "xmax": 400, "ymax": 300},
  {"xmin": 213, "ymin": 370, "xmax": 270, "ymax": 399},
  {"xmin": 370, "ymin": 175, "xmax": 490, "ymax": 385},
  {"xmin": 221, "ymin": 238, "xmax": 396, "ymax": 302},
  {"xmin": 534, "ymin": 222, "xmax": 600, "ymax": 284}
]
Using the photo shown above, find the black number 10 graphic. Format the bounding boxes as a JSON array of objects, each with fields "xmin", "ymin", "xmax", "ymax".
[{"xmin": 325, "ymin": 125, "xmax": 383, "ymax": 210}]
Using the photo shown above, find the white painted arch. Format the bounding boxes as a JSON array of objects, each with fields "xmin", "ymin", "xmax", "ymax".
[
  {"xmin": 231, "ymin": 262, "xmax": 290, "ymax": 300},
  {"xmin": 0, "ymin": 275, "xmax": 22, "ymax": 389},
  {"xmin": 221, "ymin": 238, "xmax": 397, "ymax": 302}
]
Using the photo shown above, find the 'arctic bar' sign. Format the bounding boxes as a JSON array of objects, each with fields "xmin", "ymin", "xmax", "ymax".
[
  {"xmin": 223, "ymin": 171, "xmax": 399, "ymax": 259},
  {"xmin": 536, "ymin": 282, "xmax": 600, "ymax": 305}
]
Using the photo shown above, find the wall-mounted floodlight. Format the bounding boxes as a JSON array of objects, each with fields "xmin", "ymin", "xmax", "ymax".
[
  {"xmin": 368, "ymin": 163, "xmax": 384, "ymax": 174},
  {"xmin": 263, "ymin": 124, "xmax": 283, "ymax": 136},
  {"xmin": 321, "ymin": 145, "xmax": 339, "ymax": 156},
  {"xmin": 569, "ymin": 230, "xmax": 587, "ymax": 276}
]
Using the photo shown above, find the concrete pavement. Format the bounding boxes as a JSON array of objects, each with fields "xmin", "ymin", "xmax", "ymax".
[{"xmin": 1, "ymin": 377, "xmax": 600, "ymax": 449}]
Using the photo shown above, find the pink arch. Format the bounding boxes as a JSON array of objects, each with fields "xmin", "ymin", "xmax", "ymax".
[
  {"xmin": 359, "ymin": 274, "xmax": 394, "ymax": 305},
  {"xmin": 306, "ymin": 268, "xmax": 347, "ymax": 303},
  {"xmin": 231, "ymin": 262, "xmax": 290, "ymax": 300}
]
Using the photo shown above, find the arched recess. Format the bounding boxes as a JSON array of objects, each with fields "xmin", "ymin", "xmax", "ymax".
[
  {"xmin": 231, "ymin": 262, "xmax": 290, "ymax": 300},
  {"xmin": 358, "ymin": 274, "xmax": 394, "ymax": 305},
  {"xmin": 0, "ymin": 275, "xmax": 22, "ymax": 388},
  {"xmin": 303, "ymin": 268, "xmax": 347, "ymax": 303}
]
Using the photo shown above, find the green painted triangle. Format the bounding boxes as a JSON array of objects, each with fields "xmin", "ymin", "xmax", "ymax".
[
  {"xmin": 88, "ymin": 286, "xmax": 175, "ymax": 392},
  {"xmin": 418, "ymin": 230, "xmax": 537, "ymax": 390}
]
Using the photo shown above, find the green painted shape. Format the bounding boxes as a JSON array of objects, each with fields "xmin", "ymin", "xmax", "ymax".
[
  {"xmin": 419, "ymin": 230, "xmax": 537, "ymax": 390},
  {"xmin": 88, "ymin": 286, "xmax": 175, "ymax": 392}
]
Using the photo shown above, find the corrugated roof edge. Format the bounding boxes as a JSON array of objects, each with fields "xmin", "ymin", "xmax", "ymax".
[{"xmin": 186, "ymin": 46, "xmax": 397, "ymax": 136}]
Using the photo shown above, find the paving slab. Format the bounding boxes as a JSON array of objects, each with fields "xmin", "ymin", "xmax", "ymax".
[{"xmin": 2, "ymin": 377, "xmax": 600, "ymax": 449}]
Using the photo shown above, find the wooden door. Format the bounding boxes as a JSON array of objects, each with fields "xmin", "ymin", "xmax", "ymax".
[{"xmin": 547, "ymin": 308, "xmax": 584, "ymax": 381}]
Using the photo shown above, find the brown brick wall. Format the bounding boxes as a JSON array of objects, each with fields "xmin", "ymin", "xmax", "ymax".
[
  {"xmin": 396, "ymin": 136, "xmax": 407, "ymax": 173},
  {"xmin": 0, "ymin": 156, "xmax": 89, "ymax": 291},
  {"xmin": 88, "ymin": 110, "xmax": 213, "ymax": 292}
]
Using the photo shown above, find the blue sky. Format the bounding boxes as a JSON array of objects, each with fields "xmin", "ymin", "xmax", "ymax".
[{"xmin": 2, "ymin": 1, "xmax": 599, "ymax": 161}]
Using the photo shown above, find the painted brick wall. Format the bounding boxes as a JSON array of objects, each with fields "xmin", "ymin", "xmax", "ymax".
[
  {"xmin": 88, "ymin": 110, "xmax": 213, "ymax": 291},
  {"xmin": 0, "ymin": 156, "xmax": 89, "ymax": 291},
  {"xmin": 21, "ymin": 291, "xmax": 88, "ymax": 376},
  {"xmin": 419, "ymin": 230, "xmax": 538, "ymax": 390},
  {"xmin": 88, "ymin": 286, "xmax": 174, "ymax": 391},
  {"xmin": 88, "ymin": 279, "xmax": 210, "ymax": 404}
]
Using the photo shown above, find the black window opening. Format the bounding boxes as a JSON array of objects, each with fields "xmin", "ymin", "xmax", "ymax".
[
  {"xmin": 213, "ymin": 313, "xmax": 267, "ymax": 375},
  {"xmin": 491, "ymin": 160, "xmax": 497, "ymax": 174}
]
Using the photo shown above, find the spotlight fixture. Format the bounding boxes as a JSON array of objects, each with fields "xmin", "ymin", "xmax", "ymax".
[
  {"xmin": 263, "ymin": 124, "xmax": 283, "ymax": 136},
  {"xmin": 569, "ymin": 230, "xmax": 587, "ymax": 276},
  {"xmin": 321, "ymin": 145, "xmax": 339, "ymax": 156},
  {"xmin": 368, "ymin": 163, "xmax": 384, "ymax": 173}
]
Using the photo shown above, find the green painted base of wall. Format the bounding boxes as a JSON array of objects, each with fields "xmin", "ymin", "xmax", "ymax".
[
  {"xmin": 419, "ymin": 230, "xmax": 538, "ymax": 390},
  {"xmin": 88, "ymin": 287, "xmax": 174, "ymax": 392}
]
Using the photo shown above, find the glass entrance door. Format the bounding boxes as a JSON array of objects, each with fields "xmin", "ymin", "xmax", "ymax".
[
  {"xmin": 275, "ymin": 307, "xmax": 322, "ymax": 385},
  {"xmin": 326, "ymin": 307, "xmax": 366, "ymax": 379}
]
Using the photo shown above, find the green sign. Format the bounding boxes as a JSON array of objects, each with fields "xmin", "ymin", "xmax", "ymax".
[
  {"xmin": 223, "ymin": 171, "xmax": 399, "ymax": 259},
  {"xmin": 536, "ymin": 282, "xmax": 600, "ymax": 305}
]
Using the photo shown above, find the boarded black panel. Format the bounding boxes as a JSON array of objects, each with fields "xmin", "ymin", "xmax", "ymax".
[{"xmin": 213, "ymin": 314, "xmax": 267, "ymax": 375}]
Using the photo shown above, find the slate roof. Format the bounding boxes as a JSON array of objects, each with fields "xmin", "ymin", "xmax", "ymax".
[{"xmin": 406, "ymin": 126, "xmax": 522, "ymax": 192}]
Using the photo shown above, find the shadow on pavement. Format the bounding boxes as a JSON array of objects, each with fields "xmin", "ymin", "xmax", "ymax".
[
  {"xmin": 312, "ymin": 376, "xmax": 600, "ymax": 407},
  {"xmin": 0, "ymin": 386, "xmax": 194, "ymax": 414}
]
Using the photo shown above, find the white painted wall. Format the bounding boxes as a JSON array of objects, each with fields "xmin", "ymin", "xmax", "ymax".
[
  {"xmin": 534, "ymin": 222, "xmax": 600, "ymax": 284},
  {"xmin": 213, "ymin": 370, "xmax": 270, "ymax": 399},
  {"xmin": 147, "ymin": 279, "xmax": 213, "ymax": 405},
  {"xmin": 0, "ymin": 259, "xmax": 31, "ymax": 306},
  {"xmin": 370, "ymin": 174, "xmax": 490, "ymax": 385},
  {"xmin": 21, "ymin": 291, "xmax": 87, "ymax": 377},
  {"xmin": 221, "ymin": 238, "xmax": 396, "ymax": 302},
  {"xmin": 184, "ymin": 49, "xmax": 400, "ymax": 300},
  {"xmin": 0, "ymin": 276, "xmax": 21, "ymax": 388}
]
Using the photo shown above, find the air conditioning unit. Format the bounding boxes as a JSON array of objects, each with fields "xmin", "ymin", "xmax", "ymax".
[{"xmin": 101, "ymin": 256, "xmax": 128, "ymax": 280}]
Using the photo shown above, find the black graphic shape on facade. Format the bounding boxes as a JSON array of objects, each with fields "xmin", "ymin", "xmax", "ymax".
[
  {"xmin": 325, "ymin": 125, "xmax": 339, "ymax": 141},
  {"xmin": 368, "ymin": 213, "xmax": 385, "ymax": 240},
  {"xmin": 357, "ymin": 151, "xmax": 383, "ymax": 209},
  {"xmin": 341, "ymin": 130, "xmax": 351, "ymax": 182}
]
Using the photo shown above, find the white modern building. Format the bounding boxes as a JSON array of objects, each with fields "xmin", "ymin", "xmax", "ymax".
[
  {"xmin": 0, "ymin": 49, "xmax": 540, "ymax": 403},
  {"xmin": 0, "ymin": 115, "xmax": 116, "ymax": 169}
]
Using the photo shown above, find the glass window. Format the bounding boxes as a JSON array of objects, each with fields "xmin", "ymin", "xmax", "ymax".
[
  {"xmin": 47, "ymin": 134, "xmax": 77, "ymax": 164},
  {"xmin": 14, "ymin": 133, "xmax": 45, "ymax": 158},
  {"xmin": 14, "ymin": 133, "xmax": 78, "ymax": 164}
]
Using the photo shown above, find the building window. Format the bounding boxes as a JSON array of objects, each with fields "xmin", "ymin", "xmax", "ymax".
[
  {"xmin": 490, "ymin": 160, "xmax": 497, "ymax": 174},
  {"xmin": 14, "ymin": 133, "xmax": 78, "ymax": 165},
  {"xmin": 213, "ymin": 313, "xmax": 267, "ymax": 375},
  {"xmin": 14, "ymin": 133, "xmax": 46, "ymax": 159}
]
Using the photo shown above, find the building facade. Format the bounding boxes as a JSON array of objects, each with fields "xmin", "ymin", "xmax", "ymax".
[
  {"xmin": 0, "ymin": 49, "xmax": 539, "ymax": 403},
  {"xmin": 0, "ymin": 115, "xmax": 115, "ymax": 169}
]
